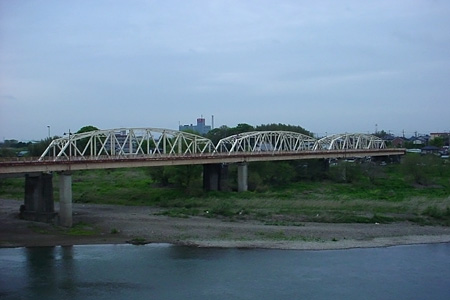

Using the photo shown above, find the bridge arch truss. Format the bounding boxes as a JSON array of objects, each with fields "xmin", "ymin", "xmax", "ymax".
[
  {"xmin": 39, "ymin": 128, "xmax": 215, "ymax": 161},
  {"xmin": 38, "ymin": 128, "xmax": 388, "ymax": 161},
  {"xmin": 313, "ymin": 133, "xmax": 386, "ymax": 151},
  {"xmin": 215, "ymin": 131, "xmax": 318, "ymax": 154}
]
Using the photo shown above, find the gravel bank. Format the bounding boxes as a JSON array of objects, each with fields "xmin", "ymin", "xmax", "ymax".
[{"xmin": 2, "ymin": 199, "xmax": 450, "ymax": 250}]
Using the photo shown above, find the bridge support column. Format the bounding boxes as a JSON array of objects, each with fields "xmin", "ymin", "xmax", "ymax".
[
  {"xmin": 21, "ymin": 173, "xmax": 56, "ymax": 222},
  {"xmin": 58, "ymin": 172, "xmax": 73, "ymax": 227},
  {"xmin": 321, "ymin": 158, "xmax": 330, "ymax": 172},
  {"xmin": 237, "ymin": 163, "xmax": 248, "ymax": 192},
  {"xmin": 203, "ymin": 164, "xmax": 228, "ymax": 191}
]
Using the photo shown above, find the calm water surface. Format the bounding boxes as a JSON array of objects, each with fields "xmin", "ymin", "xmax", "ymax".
[{"xmin": 1, "ymin": 243, "xmax": 450, "ymax": 300}]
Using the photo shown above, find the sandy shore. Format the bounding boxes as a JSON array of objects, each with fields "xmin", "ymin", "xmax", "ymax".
[{"xmin": 1, "ymin": 198, "xmax": 450, "ymax": 250}]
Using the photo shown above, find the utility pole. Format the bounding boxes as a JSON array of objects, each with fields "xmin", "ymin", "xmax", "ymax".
[{"xmin": 64, "ymin": 130, "xmax": 72, "ymax": 160}]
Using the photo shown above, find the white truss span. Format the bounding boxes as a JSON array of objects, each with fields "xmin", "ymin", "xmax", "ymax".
[
  {"xmin": 39, "ymin": 128, "xmax": 387, "ymax": 161},
  {"xmin": 215, "ymin": 131, "xmax": 318, "ymax": 153},
  {"xmin": 39, "ymin": 128, "xmax": 215, "ymax": 161},
  {"xmin": 313, "ymin": 133, "xmax": 386, "ymax": 150}
]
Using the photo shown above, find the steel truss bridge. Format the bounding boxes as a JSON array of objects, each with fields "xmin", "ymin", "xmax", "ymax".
[{"xmin": 0, "ymin": 128, "xmax": 404, "ymax": 175}]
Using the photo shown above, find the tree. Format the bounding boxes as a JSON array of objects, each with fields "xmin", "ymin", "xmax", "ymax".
[
  {"xmin": 255, "ymin": 123, "xmax": 312, "ymax": 136},
  {"xmin": 28, "ymin": 138, "xmax": 53, "ymax": 157},
  {"xmin": 401, "ymin": 154, "xmax": 443, "ymax": 186},
  {"xmin": 147, "ymin": 165, "xmax": 203, "ymax": 192},
  {"xmin": 164, "ymin": 165, "xmax": 203, "ymax": 190},
  {"xmin": 0, "ymin": 148, "xmax": 17, "ymax": 157},
  {"xmin": 206, "ymin": 126, "xmax": 231, "ymax": 144},
  {"xmin": 361, "ymin": 162, "xmax": 384, "ymax": 185},
  {"xmin": 298, "ymin": 159, "xmax": 329, "ymax": 181},
  {"xmin": 374, "ymin": 130, "xmax": 388, "ymax": 138},
  {"xmin": 76, "ymin": 125, "xmax": 99, "ymax": 134},
  {"xmin": 251, "ymin": 161, "xmax": 296, "ymax": 186},
  {"xmin": 2, "ymin": 140, "xmax": 19, "ymax": 148},
  {"xmin": 74, "ymin": 125, "xmax": 100, "ymax": 155},
  {"xmin": 206, "ymin": 124, "xmax": 255, "ymax": 144},
  {"xmin": 429, "ymin": 137, "xmax": 444, "ymax": 148},
  {"xmin": 146, "ymin": 167, "xmax": 170, "ymax": 186},
  {"xmin": 329, "ymin": 161, "xmax": 362, "ymax": 183},
  {"xmin": 224, "ymin": 123, "xmax": 255, "ymax": 137}
]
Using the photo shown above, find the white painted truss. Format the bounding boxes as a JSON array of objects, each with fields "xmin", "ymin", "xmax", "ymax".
[
  {"xmin": 313, "ymin": 133, "xmax": 386, "ymax": 151},
  {"xmin": 39, "ymin": 128, "xmax": 215, "ymax": 161},
  {"xmin": 215, "ymin": 131, "xmax": 317, "ymax": 154},
  {"xmin": 38, "ymin": 129, "xmax": 388, "ymax": 161}
]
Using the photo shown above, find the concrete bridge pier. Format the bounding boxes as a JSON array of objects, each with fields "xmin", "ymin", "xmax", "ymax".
[
  {"xmin": 203, "ymin": 164, "xmax": 228, "ymax": 191},
  {"xmin": 237, "ymin": 163, "xmax": 248, "ymax": 192},
  {"xmin": 58, "ymin": 172, "xmax": 73, "ymax": 227},
  {"xmin": 21, "ymin": 173, "xmax": 57, "ymax": 222}
]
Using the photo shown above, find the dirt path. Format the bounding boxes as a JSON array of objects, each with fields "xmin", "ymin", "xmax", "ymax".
[{"xmin": 2, "ymin": 199, "xmax": 450, "ymax": 250}]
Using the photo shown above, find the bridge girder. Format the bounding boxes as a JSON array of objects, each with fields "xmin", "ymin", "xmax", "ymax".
[
  {"xmin": 215, "ymin": 131, "xmax": 317, "ymax": 154},
  {"xmin": 313, "ymin": 133, "xmax": 386, "ymax": 151},
  {"xmin": 39, "ymin": 128, "xmax": 215, "ymax": 161}
]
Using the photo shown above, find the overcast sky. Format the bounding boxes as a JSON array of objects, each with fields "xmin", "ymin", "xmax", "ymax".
[{"xmin": 1, "ymin": 0, "xmax": 449, "ymax": 141}]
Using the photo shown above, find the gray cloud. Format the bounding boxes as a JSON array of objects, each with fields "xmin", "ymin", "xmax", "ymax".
[{"xmin": 1, "ymin": 0, "xmax": 449, "ymax": 140}]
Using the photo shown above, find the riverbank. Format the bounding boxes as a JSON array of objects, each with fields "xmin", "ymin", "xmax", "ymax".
[{"xmin": 1, "ymin": 199, "xmax": 450, "ymax": 250}]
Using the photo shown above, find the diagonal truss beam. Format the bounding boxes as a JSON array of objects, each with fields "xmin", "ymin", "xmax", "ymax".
[
  {"xmin": 39, "ymin": 129, "xmax": 388, "ymax": 162},
  {"xmin": 313, "ymin": 133, "xmax": 386, "ymax": 150},
  {"xmin": 39, "ymin": 128, "xmax": 215, "ymax": 161},
  {"xmin": 215, "ymin": 131, "xmax": 318, "ymax": 154}
]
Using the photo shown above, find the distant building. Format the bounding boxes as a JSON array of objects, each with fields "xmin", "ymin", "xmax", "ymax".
[
  {"xmin": 179, "ymin": 117, "xmax": 211, "ymax": 135},
  {"xmin": 410, "ymin": 135, "xmax": 429, "ymax": 145},
  {"xmin": 391, "ymin": 137, "xmax": 405, "ymax": 148},
  {"xmin": 430, "ymin": 132, "xmax": 449, "ymax": 140},
  {"xmin": 421, "ymin": 145, "xmax": 440, "ymax": 155},
  {"xmin": 430, "ymin": 132, "xmax": 450, "ymax": 146},
  {"xmin": 381, "ymin": 134, "xmax": 395, "ymax": 142}
]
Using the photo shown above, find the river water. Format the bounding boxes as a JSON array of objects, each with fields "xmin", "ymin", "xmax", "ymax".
[{"xmin": 1, "ymin": 243, "xmax": 449, "ymax": 300}]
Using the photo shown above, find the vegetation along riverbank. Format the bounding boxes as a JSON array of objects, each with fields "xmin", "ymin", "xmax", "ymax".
[{"xmin": 1, "ymin": 151, "xmax": 450, "ymax": 249}]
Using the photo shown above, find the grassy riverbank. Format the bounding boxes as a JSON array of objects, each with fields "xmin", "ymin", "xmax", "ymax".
[{"xmin": 1, "ymin": 155, "xmax": 449, "ymax": 226}]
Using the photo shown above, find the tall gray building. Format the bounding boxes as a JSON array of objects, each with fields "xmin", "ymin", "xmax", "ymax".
[{"xmin": 179, "ymin": 117, "xmax": 211, "ymax": 135}]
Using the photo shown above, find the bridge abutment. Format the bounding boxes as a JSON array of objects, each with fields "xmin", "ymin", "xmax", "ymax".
[
  {"xmin": 21, "ymin": 173, "xmax": 57, "ymax": 222},
  {"xmin": 203, "ymin": 164, "xmax": 228, "ymax": 191},
  {"xmin": 237, "ymin": 163, "xmax": 248, "ymax": 192},
  {"xmin": 58, "ymin": 172, "xmax": 73, "ymax": 227}
]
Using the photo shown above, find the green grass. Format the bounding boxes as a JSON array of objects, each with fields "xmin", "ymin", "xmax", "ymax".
[
  {"xmin": 255, "ymin": 231, "xmax": 323, "ymax": 242},
  {"xmin": 0, "ymin": 177, "xmax": 24, "ymax": 199},
  {"xmin": 65, "ymin": 222, "xmax": 98, "ymax": 236},
  {"xmin": 27, "ymin": 221, "xmax": 98, "ymax": 236},
  {"xmin": 1, "ymin": 157, "xmax": 449, "ymax": 226}
]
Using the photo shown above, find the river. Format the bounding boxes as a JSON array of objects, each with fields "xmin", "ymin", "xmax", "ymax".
[{"xmin": 1, "ymin": 243, "xmax": 449, "ymax": 299}]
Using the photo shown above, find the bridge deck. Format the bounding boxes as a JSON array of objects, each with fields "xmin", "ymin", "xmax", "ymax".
[{"xmin": 0, "ymin": 149, "xmax": 405, "ymax": 175}]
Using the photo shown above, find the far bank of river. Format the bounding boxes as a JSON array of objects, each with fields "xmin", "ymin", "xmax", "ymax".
[{"xmin": 2, "ymin": 199, "xmax": 450, "ymax": 250}]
